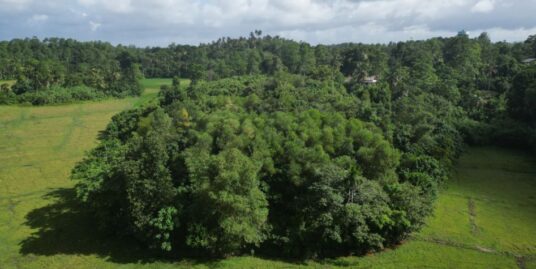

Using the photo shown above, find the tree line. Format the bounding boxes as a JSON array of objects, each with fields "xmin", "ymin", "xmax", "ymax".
[
  {"xmin": 1, "ymin": 32, "xmax": 535, "ymax": 107},
  {"xmin": 0, "ymin": 38, "xmax": 142, "ymax": 104}
]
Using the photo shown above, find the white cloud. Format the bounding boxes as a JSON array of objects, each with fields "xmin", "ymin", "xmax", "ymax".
[
  {"xmin": 475, "ymin": 26, "xmax": 536, "ymax": 41},
  {"xmin": 471, "ymin": 0, "xmax": 495, "ymax": 13},
  {"xmin": 0, "ymin": 0, "xmax": 535, "ymax": 45},
  {"xmin": 69, "ymin": 8, "xmax": 89, "ymax": 17},
  {"xmin": 0, "ymin": 0, "xmax": 34, "ymax": 9},
  {"xmin": 27, "ymin": 14, "xmax": 48, "ymax": 24},
  {"xmin": 78, "ymin": 0, "xmax": 133, "ymax": 13},
  {"xmin": 89, "ymin": 21, "xmax": 101, "ymax": 31},
  {"xmin": 278, "ymin": 24, "xmax": 457, "ymax": 45}
]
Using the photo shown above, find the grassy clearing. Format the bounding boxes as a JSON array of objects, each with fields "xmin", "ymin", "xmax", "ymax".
[
  {"xmin": 420, "ymin": 147, "xmax": 536, "ymax": 256},
  {"xmin": 0, "ymin": 80, "xmax": 16, "ymax": 88},
  {"xmin": 134, "ymin": 78, "xmax": 181, "ymax": 108},
  {"xmin": 0, "ymin": 99, "xmax": 134, "ymax": 268},
  {"xmin": 140, "ymin": 78, "xmax": 189, "ymax": 90},
  {"xmin": 0, "ymin": 80, "xmax": 534, "ymax": 268}
]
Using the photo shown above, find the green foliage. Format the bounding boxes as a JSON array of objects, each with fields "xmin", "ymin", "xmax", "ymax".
[
  {"xmin": 73, "ymin": 73, "xmax": 430, "ymax": 258},
  {"xmin": 159, "ymin": 76, "xmax": 187, "ymax": 106},
  {"xmin": 185, "ymin": 148, "xmax": 268, "ymax": 255},
  {"xmin": 508, "ymin": 65, "xmax": 536, "ymax": 122},
  {"xmin": 2, "ymin": 33, "xmax": 536, "ymax": 268},
  {"xmin": 10, "ymin": 85, "xmax": 107, "ymax": 105},
  {"xmin": 1, "ymin": 38, "xmax": 142, "ymax": 104},
  {"xmin": 2, "ymin": 98, "xmax": 533, "ymax": 268},
  {"xmin": 66, "ymin": 32, "xmax": 536, "ymax": 259}
]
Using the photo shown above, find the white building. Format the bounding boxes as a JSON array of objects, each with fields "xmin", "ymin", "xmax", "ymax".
[{"xmin": 362, "ymin": 76, "xmax": 378, "ymax": 84}]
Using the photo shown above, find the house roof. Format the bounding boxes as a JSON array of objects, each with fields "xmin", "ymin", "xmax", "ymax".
[{"xmin": 362, "ymin": 76, "xmax": 378, "ymax": 83}]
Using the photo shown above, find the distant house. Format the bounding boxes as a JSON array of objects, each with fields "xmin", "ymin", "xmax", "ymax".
[
  {"xmin": 522, "ymin": 58, "xmax": 536, "ymax": 64},
  {"xmin": 362, "ymin": 75, "xmax": 378, "ymax": 84}
]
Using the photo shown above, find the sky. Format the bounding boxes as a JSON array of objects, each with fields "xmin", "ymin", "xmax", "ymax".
[{"xmin": 0, "ymin": 0, "xmax": 535, "ymax": 47}]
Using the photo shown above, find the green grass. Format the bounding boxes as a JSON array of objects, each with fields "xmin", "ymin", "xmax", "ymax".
[
  {"xmin": 134, "ymin": 78, "xmax": 188, "ymax": 108},
  {"xmin": 140, "ymin": 78, "xmax": 190, "ymax": 90},
  {"xmin": 0, "ymin": 81, "xmax": 535, "ymax": 268},
  {"xmin": 2, "ymin": 78, "xmax": 180, "ymax": 90},
  {"xmin": 0, "ymin": 80, "xmax": 16, "ymax": 88},
  {"xmin": 419, "ymin": 147, "xmax": 536, "ymax": 255}
]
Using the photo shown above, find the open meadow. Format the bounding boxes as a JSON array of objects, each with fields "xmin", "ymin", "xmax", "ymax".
[
  {"xmin": 0, "ymin": 80, "xmax": 16, "ymax": 88},
  {"xmin": 0, "ymin": 79, "xmax": 534, "ymax": 269}
]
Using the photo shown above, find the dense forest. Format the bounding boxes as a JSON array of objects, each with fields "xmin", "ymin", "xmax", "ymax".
[
  {"xmin": 0, "ymin": 39, "xmax": 143, "ymax": 105},
  {"xmin": 2, "ymin": 31, "xmax": 536, "ymax": 258}
]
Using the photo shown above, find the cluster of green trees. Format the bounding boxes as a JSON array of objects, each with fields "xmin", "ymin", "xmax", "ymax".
[
  {"xmin": 71, "ymin": 32, "xmax": 536, "ymax": 258},
  {"xmin": 0, "ymin": 38, "xmax": 142, "ymax": 105},
  {"xmin": 2, "ymin": 32, "xmax": 534, "ymax": 107},
  {"xmin": 3, "ymin": 31, "xmax": 535, "ymax": 257},
  {"xmin": 340, "ymin": 32, "xmax": 536, "ymax": 152},
  {"xmin": 139, "ymin": 31, "xmax": 338, "ymax": 80},
  {"xmin": 73, "ymin": 74, "xmax": 433, "ymax": 257}
]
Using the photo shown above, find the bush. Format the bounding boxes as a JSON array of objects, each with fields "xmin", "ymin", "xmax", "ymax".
[{"xmin": 14, "ymin": 86, "xmax": 106, "ymax": 105}]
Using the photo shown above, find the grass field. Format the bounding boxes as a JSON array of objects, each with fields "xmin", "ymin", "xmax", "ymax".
[
  {"xmin": 135, "ymin": 78, "xmax": 189, "ymax": 108},
  {"xmin": 0, "ymin": 80, "xmax": 16, "ymax": 88},
  {"xmin": 139, "ymin": 78, "xmax": 190, "ymax": 90},
  {"xmin": 0, "ymin": 79, "xmax": 534, "ymax": 268}
]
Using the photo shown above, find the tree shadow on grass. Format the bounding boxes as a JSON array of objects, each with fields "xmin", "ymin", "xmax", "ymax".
[
  {"xmin": 19, "ymin": 188, "xmax": 217, "ymax": 265},
  {"xmin": 18, "ymin": 188, "xmax": 306, "ymax": 267}
]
